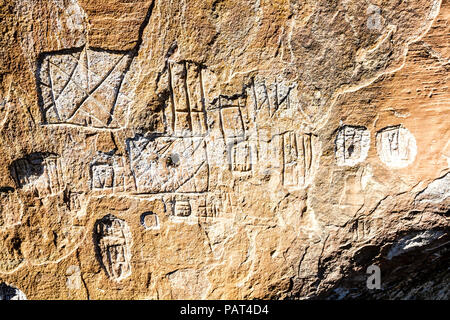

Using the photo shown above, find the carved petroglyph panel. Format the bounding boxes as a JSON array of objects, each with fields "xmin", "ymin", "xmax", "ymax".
[
  {"xmin": 197, "ymin": 189, "xmax": 234, "ymax": 222},
  {"xmin": 230, "ymin": 140, "xmax": 253, "ymax": 173},
  {"xmin": 37, "ymin": 48, "xmax": 134, "ymax": 128},
  {"xmin": 10, "ymin": 153, "xmax": 64, "ymax": 198},
  {"xmin": 167, "ymin": 196, "xmax": 196, "ymax": 224},
  {"xmin": 250, "ymin": 78, "xmax": 298, "ymax": 119},
  {"xmin": 281, "ymin": 132, "xmax": 320, "ymax": 189},
  {"xmin": 0, "ymin": 189, "xmax": 23, "ymax": 229},
  {"xmin": 68, "ymin": 192, "xmax": 87, "ymax": 213},
  {"xmin": 127, "ymin": 135, "xmax": 209, "ymax": 194},
  {"xmin": 166, "ymin": 61, "xmax": 210, "ymax": 136},
  {"xmin": 90, "ymin": 153, "xmax": 127, "ymax": 193},
  {"xmin": 339, "ymin": 174, "xmax": 365, "ymax": 212},
  {"xmin": 349, "ymin": 218, "xmax": 374, "ymax": 242},
  {"xmin": 94, "ymin": 214, "xmax": 133, "ymax": 281},
  {"xmin": 167, "ymin": 191, "xmax": 234, "ymax": 224},
  {"xmin": 0, "ymin": 283, "xmax": 27, "ymax": 300},
  {"xmin": 140, "ymin": 212, "xmax": 160, "ymax": 230},
  {"xmin": 335, "ymin": 126, "xmax": 370, "ymax": 166},
  {"xmin": 215, "ymin": 96, "xmax": 249, "ymax": 140},
  {"xmin": 376, "ymin": 125, "xmax": 417, "ymax": 168},
  {"xmin": 173, "ymin": 198, "xmax": 192, "ymax": 217}
]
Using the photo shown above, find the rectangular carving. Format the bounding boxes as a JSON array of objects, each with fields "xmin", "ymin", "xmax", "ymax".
[
  {"xmin": 230, "ymin": 141, "xmax": 253, "ymax": 172},
  {"xmin": 335, "ymin": 125, "xmax": 370, "ymax": 166},
  {"xmin": 282, "ymin": 132, "xmax": 319, "ymax": 189},
  {"xmin": 251, "ymin": 79, "xmax": 297, "ymax": 117},
  {"xmin": 166, "ymin": 61, "xmax": 208, "ymax": 136},
  {"xmin": 127, "ymin": 135, "xmax": 209, "ymax": 194},
  {"xmin": 217, "ymin": 96, "xmax": 247, "ymax": 140},
  {"xmin": 196, "ymin": 190, "xmax": 234, "ymax": 221},
  {"xmin": 90, "ymin": 153, "xmax": 126, "ymax": 193},
  {"xmin": 10, "ymin": 153, "xmax": 63, "ymax": 197},
  {"xmin": 37, "ymin": 48, "xmax": 133, "ymax": 128},
  {"xmin": 173, "ymin": 199, "xmax": 192, "ymax": 217}
]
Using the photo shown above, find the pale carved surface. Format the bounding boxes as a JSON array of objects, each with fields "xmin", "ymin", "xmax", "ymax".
[{"xmin": 0, "ymin": 0, "xmax": 448, "ymax": 300}]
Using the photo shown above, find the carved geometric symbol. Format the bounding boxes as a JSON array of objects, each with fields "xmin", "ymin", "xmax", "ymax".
[
  {"xmin": 230, "ymin": 140, "xmax": 253, "ymax": 172},
  {"xmin": 376, "ymin": 125, "xmax": 417, "ymax": 169},
  {"xmin": 140, "ymin": 212, "xmax": 160, "ymax": 230},
  {"xmin": 127, "ymin": 135, "xmax": 209, "ymax": 194},
  {"xmin": 9, "ymin": 152, "xmax": 63, "ymax": 197},
  {"xmin": 66, "ymin": 265, "xmax": 82, "ymax": 290},
  {"xmin": 173, "ymin": 198, "xmax": 192, "ymax": 217},
  {"xmin": 92, "ymin": 165, "xmax": 114, "ymax": 189},
  {"xmin": 282, "ymin": 132, "xmax": 319, "ymax": 189},
  {"xmin": 93, "ymin": 214, "xmax": 133, "ymax": 282},
  {"xmin": 251, "ymin": 79, "xmax": 296, "ymax": 117},
  {"xmin": 197, "ymin": 190, "xmax": 233, "ymax": 220},
  {"xmin": 37, "ymin": 47, "xmax": 133, "ymax": 128},
  {"xmin": 166, "ymin": 61, "xmax": 209, "ymax": 136},
  {"xmin": 216, "ymin": 96, "xmax": 247, "ymax": 140},
  {"xmin": 335, "ymin": 125, "xmax": 370, "ymax": 166},
  {"xmin": 90, "ymin": 153, "xmax": 126, "ymax": 193}
]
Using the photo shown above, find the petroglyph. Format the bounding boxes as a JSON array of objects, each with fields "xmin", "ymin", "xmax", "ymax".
[
  {"xmin": 165, "ymin": 61, "xmax": 210, "ymax": 136},
  {"xmin": 230, "ymin": 141, "xmax": 253, "ymax": 172},
  {"xmin": 339, "ymin": 174, "xmax": 365, "ymax": 214},
  {"xmin": 37, "ymin": 48, "xmax": 133, "ymax": 128},
  {"xmin": 68, "ymin": 192, "xmax": 87, "ymax": 213},
  {"xmin": 10, "ymin": 153, "xmax": 64, "ymax": 198},
  {"xmin": 90, "ymin": 153, "xmax": 127, "ymax": 193},
  {"xmin": 250, "ymin": 78, "xmax": 298, "ymax": 118},
  {"xmin": 197, "ymin": 190, "xmax": 234, "ymax": 221},
  {"xmin": 376, "ymin": 125, "xmax": 417, "ymax": 169},
  {"xmin": 94, "ymin": 214, "xmax": 133, "ymax": 281},
  {"xmin": 127, "ymin": 135, "xmax": 209, "ymax": 194},
  {"xmin": 173, "ymin": 198, "xmax": 192, "ymax": 217},
  {"xmin": 140, "ymin": 212, "xmax": 160, "ymax": 230},
  {"xmin": 415, "ymin": 173, "xmax": 450, "ymax": 204},
  {"xmin": 66, "ymin": 265, "xmax": 82, "ymax": 290},
  {"xmin": 281, "ymin": 132, "xmax": 320, "ymax": 189},
  {"xmin": 335, "ymin": 126, "xmax": 370, "ymax": 167},
  {"xmin": 349, "ymin": 218, "xmax": 373, "ymax": 242}
]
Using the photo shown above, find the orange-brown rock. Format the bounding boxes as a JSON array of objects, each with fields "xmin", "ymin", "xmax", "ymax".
[{"xmin": 0, "ymin": 0, "xmax": 448, "ymax": 300}]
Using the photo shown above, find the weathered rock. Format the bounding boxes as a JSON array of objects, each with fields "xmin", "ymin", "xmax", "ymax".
[{"xmin": 0, "ymin": 0, "xmax": 448, "ymax": 299}]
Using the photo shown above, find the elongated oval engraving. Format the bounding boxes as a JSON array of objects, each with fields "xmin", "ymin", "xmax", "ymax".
[{"xmin": 93, "ymin": 214, "xmax": 132, "ymax": 281}]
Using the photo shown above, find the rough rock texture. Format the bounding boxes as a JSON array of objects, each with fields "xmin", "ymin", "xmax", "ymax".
[{"xmin": 0, "ymin": 0, "xmax": 448, "ymax": 299}]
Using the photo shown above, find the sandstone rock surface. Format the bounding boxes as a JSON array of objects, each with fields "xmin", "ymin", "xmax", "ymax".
[{"xmin": 0, "ymin": 0, "xmax": 448, "ymax": 299}]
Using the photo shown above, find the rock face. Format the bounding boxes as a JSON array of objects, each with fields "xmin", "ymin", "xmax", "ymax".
[{"xmin": 0, "ymin": 0, "xmax": 448, "ymax": 299}]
